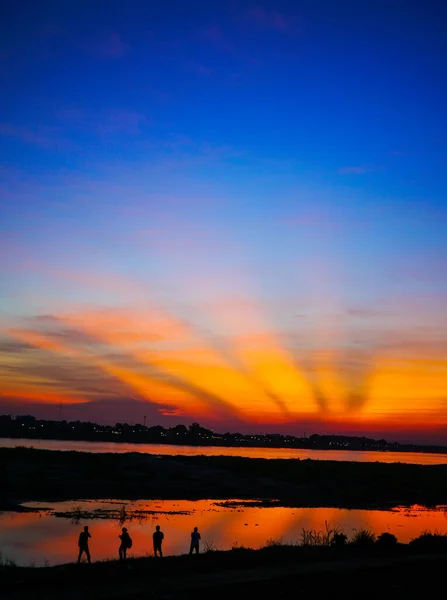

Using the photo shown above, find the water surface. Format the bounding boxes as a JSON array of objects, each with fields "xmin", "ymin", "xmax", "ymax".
[
  {"xmin": 1, "ymin": 499, "xmax": 446, "ymax": 566},
  {"xmin": 1, "ymin": 437, "xmax": 446, "ymax": 464}
]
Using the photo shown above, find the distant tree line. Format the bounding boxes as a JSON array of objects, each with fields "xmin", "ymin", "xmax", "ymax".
[{"xmin": 0, "ymin": 414, "xmax": 445, "ymax": 454}]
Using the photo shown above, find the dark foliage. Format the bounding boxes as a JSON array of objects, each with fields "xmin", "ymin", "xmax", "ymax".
[
  {"xmin": 376, "ymin": 532, "xmax": 398, "ymax": 547},
  {"xmin": 409, "ymin": 531, "xmax": 447, "ymax": 553}
]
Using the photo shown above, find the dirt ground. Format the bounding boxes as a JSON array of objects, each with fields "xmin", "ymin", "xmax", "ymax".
[{"xmin": 3, "ymin": 552, "xmax": 447, "ymax": 600}]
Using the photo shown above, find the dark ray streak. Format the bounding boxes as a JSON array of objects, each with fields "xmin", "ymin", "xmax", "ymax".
[
  {"xmin": 16, "ymin": 319, "xmax": 243, "ymax": 421},
  {"xmin": 170, "ymin": 314, "xmax": 292, "ymax": 417}
]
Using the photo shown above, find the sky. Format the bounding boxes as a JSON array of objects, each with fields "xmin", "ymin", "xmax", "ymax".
[{"xmin": 0, "ymin": 0, "xmax": 446, "ymax": 444}]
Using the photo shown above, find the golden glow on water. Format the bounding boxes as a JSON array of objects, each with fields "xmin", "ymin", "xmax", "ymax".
[
  {"xmin": 1, "ymin": 500, "xmax": 446, "ymax": 566},
  {"xmin": 1, "ymin": 437, "xmax": 446, "ymax": 465}
]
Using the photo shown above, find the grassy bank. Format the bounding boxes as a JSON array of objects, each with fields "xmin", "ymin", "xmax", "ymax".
[
  {"xmin": 3, "ymin": 447, "xmax": 447, "ymax": 509},
  {"xmin": 2, "ymin": 539, "xmax": 447, "ymax": 600}
]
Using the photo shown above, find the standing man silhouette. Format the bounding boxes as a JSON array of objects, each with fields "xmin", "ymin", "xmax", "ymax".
[
  {"xmin": 119, "ymin": 527, "xmax": 132, "ymax": 561},
  {"xmin": 77, "ymin": 525, "xmax": 92, "ymax": 564},
  {"xmin": 189, "ymin": 527, "xmax": 201, "ymax": 554},
  {"xmin": 153, "ymin": 525, "xmax": 164, "ymax": 557}
]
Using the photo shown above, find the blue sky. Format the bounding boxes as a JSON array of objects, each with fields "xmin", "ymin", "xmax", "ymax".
[{"xmin": 0, "ymin": 1, "xmax": 446, "ymax": 442}]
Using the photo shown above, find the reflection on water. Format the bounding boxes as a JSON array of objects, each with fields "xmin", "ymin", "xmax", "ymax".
[
  {"xmin": 1, "ymin": 499, "xmax": 446, "ymax": 566},
  {"xmin": 1, "ymin": 438, "xmax": 447, "ymax": 465}
]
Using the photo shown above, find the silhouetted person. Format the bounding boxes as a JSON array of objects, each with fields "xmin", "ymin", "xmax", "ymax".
[
  {"xmin": 189, "ymin": 527, "xmax": 201, "ymax": 554},
  {"xmin": 153, "ymin": 525, "xmax": 164, "ymax": 557},
  {"xmin": 119, "ymin": 527, "xmax": 132, "ymax": 561},
  {"xmin": 77, "ymin": 525, "xmax": 91, "ymax": 564}
]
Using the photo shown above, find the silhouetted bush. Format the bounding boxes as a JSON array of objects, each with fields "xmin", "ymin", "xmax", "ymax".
[
  {"xmin": 331, "ymin": 532, "xmax": 348, "ymax": 547},
  {"xmin": 409, "ymin": 531, "xmax": 447, "ymax": 553},
  {"xmin": 351, "ymin": 529, "xmax": 376, "ymax": 546},
  {"xmin": 203, "ymin": 539, "xmax": 218, "ymax": 553},
  {"xmin": 264, "ymin": 538, "xmax": 285, "ymax": 548},
  {"xmin": 376, "ymin": 532, "xmax": 398, "ymax": 547},
  {"xmin": 230, "ymin": 543, "xmax": 253, "ymax": 553}
]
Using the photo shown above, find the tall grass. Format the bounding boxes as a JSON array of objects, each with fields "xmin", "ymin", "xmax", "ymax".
[{"xmin": 300, "ymin": 521, "xmax": 343, "ymax": 547}]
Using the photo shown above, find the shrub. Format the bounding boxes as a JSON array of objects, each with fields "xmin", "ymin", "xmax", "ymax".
[
  {"xmin": 409, "ymin": 531, "xmax": 447, "ymax": 553},
  {"xmin": 231, "ymin": 542, "xmax": 253, "ymax": 552},
  {"xmin": 264, "ymin": 537, "xmax": 284, "ymax": 548},
  {"xmin": 351, "ymin": 529, "xmax": 376, "ymax": 546},
  {"xmin": 331, "ymin": 532, "xmax": 348, "ymax": 547},
  {"xmin": 376, "ymin": 532, "xmax": 398, "ymax": 548},
  {"xmin": 203, "ymin": 539, "xmax": 218, "ymax": 553}
]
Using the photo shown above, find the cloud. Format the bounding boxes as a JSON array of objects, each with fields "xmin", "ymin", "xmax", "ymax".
[
  {"xmin": 2, "ymin": 238, "xmax": 446, "ymax": 435},
  {"xmin": 0, "ymin": 122, "xmax": 71, "ymax": 149},
  {"xmin": 0, "ymin": 108, "xmax": 148, "ymax": 150},
  {"xmin": 338, "ymin": 165, "xmax": 372, "ymax": 175},
  {"xmin": 5, "ymin": 312, "xmax": 244, "ymax": 422},
  {"xmin": 0, "ymin": 338, "xmax": 33, "ymax": 354},
  {"xmin": 55, "ymin": 108, "xmax": 148, "ymax": 136},
  {"xmin": 136, "ymin": 135, "xmax": 242, "ymax": 167},
  {"xmin": 135, "ymin": 227, "xmax": 233, "ymax": 252},
  {"xmin": 0, "ymin": 390, "xmax": 90, "ymax": 406},
  {"xmin": 11, "ymin": 263, "xmax": 143, "ymax": 299},
  {"xmin": 96, "ymin": 109, "xmax": 147, "ymax": 136},
  {"xmin": 346, "ymin": 308, "xmax": 384, "ymax": 318},
  {"xmin": 0, "ymin": 395, "xmax": 179, "ymax": 426},
  {"xmin": 1, "ymin": 354, "xmax": 131, "ymax": 398},
  {"xmin": 282, "ymin": 210, "xmax": 349, "ymax": 231}
]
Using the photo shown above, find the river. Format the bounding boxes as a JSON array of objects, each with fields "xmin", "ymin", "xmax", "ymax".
[
  {"xmin": 1, "ymin": 499, "xmax": 446, "ymax": 566},
  {"xmin": 1, "ymin": 437, "xmax": 446, "ymax": 464}
]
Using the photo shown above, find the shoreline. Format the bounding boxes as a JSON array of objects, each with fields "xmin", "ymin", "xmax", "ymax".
[
  {"xmin": 2, "ymin": 433, "xmax": 447, "ymax": 455},
  {"xmin": 3, "ymin": 446, "xmax": 447, "ymax": 511}
]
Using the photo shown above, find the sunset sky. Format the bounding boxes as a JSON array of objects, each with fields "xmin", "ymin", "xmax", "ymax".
[{"xmin": 1, "ymin": 1, "xmax": 446, "ymax": 444}]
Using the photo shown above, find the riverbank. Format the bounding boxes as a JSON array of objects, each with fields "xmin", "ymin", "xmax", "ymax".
[
  {"xmin": 2, "ymin": 543, "xmax": 447, "ymax": 600},
  {"xmin": 3, "ymin": 447, "xmax": 447, "ymax": 510}
]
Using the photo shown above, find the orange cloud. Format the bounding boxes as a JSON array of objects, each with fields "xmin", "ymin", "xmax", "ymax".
[
  {"xmin": 2, "ymin": 263, "xmax": 446, "ymax": 439},
  {"xmin": 0, "ymin": 388, "xmax": 89, "ymax": 405}
]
